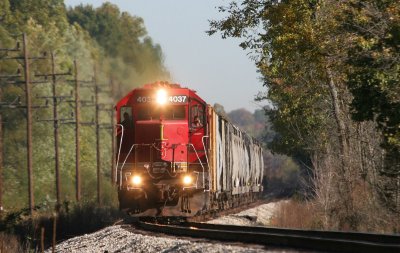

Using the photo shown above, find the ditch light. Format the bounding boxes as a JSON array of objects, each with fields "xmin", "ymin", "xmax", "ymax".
[
  {"xmin": 182, "ymin": 174, "xmax": 193, "ymax": 186},
  {"xmin": 131, "ymin": 175, "xmax": 142, "ymax": 186}
]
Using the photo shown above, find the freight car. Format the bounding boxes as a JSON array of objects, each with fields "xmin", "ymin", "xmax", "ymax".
[{"xmin": 115, "ymin": 82, "xmax": 263, "ymax": 216}]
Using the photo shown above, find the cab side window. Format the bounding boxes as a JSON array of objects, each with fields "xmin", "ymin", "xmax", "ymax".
[
  {"xmin": 190, "ymin": 105, "xmax": 204, "ymax": 128},
  {"xmin": 120, "ymin": 107, "xmax": 133, "ymax": 128}
]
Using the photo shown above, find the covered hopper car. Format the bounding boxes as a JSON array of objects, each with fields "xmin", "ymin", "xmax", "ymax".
[{"xmin": 115, "ymin": 82, "xmax": 263, "ymax": 216}]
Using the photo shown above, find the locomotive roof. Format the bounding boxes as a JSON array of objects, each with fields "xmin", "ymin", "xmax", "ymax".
[
  {"xmin": 142, "ymin": 81, "xmax": 182, "ymax": 89},
  {"xmin": 115, "ymin": 81, "xmax": 204, "ymax": 108}
]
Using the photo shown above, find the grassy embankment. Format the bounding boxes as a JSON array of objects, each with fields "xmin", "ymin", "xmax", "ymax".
[{"xmin": 0, "ymin": 202, "xmax": 124, "ymax": 252}]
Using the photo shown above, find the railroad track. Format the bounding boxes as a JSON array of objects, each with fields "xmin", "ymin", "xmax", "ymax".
[{"xmin": 132, "ymin": 219, "xmax": 400, "ymax": 253}]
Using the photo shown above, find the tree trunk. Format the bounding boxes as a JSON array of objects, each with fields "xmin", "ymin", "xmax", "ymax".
[{"xmin": 326, "ymin": 67, "xmax": 356, "ymax": 229}]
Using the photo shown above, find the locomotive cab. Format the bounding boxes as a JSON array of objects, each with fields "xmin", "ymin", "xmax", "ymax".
[{"xmin": 115, "ymin": 82, "xmax": 209, "ymax": 215}]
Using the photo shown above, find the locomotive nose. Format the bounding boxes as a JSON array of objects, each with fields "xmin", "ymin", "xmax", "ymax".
[
  {"xmin": 135, "ymin": 120, "xmax": 188, "ymax": 164},
  {"xmin": 135, "ymin": 122, "xmax": 161, "ymax": 144}
]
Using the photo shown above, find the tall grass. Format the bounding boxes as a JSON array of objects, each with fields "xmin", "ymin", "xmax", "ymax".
[
  {"xmin": 270, "ymin": 199, "xmax": 400, "ymax": 233},
  {"xmin": 269, "ymin": 200, "xmax": 322, "ymax": 229},
  {"xmin": 0, "ymin": 232, "xmax": 25, "ymax": 252},
  {"xmin": 0, "ymin": 201, "xmax": 125, "ymax": 251}
]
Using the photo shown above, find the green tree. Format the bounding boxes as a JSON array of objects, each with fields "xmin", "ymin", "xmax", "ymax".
[
  {"xmin": 67, "ymin": 3, "xmax": 169, "ymax": 91},
  {"xmin": 0, "ymin": 0, "xmax": 169, "ymax": 211},
  {"xmin": 8, "ymin": 0, "xmax": 68, "ymax": 31},
  {"xmin": 209, "ymin": 0, "xmax": 399, "ymax": 231},
  {"xmin": 344, "ymin": 0, "xmax": 400, "ymax": 176}
]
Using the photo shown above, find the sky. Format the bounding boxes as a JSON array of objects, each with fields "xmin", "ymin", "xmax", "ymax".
[{"xmin": 64, "ymin": 0, "xmax": 266, "ymax": 112}]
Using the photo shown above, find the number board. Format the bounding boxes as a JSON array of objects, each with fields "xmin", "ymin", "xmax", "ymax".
[{"xmin": 135, "ymin": 95, "xmax": 188, "ymax": 104}]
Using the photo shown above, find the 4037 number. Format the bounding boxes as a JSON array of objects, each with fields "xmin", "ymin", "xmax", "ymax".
[
  {"xmin": 136, "ymin": 96, "xmax": 152, "ymax": 103},
  {"xmin": 136, "ymin": 95, "xmax": 187, "ymax": 103},
  {"xmin": 168, "ymin": 95, "xmax": 187, "ymax": 103}
]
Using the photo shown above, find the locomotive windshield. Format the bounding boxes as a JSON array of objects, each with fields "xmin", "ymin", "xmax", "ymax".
[
  {"xmin": 137, "ymin": 105, "xmax": 186, "ymax": 120},
  {"xmin": 137, "ymin": 107, "xmax": 161, "ymax": 120},
  {"xmin": 164, "ymin": 106, "xmax": 186, "ymax": 119}
]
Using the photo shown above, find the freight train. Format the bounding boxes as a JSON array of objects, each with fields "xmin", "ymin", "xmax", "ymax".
[{"xmin": 115, "ymin": 82, "xmax": 263, "ymax": 216}]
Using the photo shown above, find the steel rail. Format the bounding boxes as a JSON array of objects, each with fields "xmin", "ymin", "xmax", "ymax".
[
  {"xmin": 184, "ymin": 222, "xmax": 400, "ymax": 244},
  {"xmin": 135, "ymin": 221, "xmax": 400, "ymax": 253}
]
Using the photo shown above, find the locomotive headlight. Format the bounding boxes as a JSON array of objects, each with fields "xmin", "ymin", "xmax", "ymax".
[
  {"xmin": 182, "ymin": 175, "xmax": 193, "ymax": 185},
  {"xmin": 131, "ymin": 175, "xmax": 142, "ymax": 186},
  {"xmin": 156, "ymin": 89, "xmax": 167, "ymax": 105}
]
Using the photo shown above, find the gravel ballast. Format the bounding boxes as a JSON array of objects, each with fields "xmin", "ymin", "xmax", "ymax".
[
  {"xmin": 47, "ymin": 201, "xmax": 297, "ymax": 253},
  {"xmin": 208, "ymin": 200, "xmax": 288, "ymax": 226},
  {"xmin": 47, "ymin": 225, "xmax": 289, "ymax": 252}
]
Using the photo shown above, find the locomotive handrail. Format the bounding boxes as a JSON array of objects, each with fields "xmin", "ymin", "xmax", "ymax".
[
  {"xmin": 117, "ymin": 135, "xmax": 207, "ymax": 189},
  {"xmin": 121, "ymin": 145, "xmax": 137, "ymax": 171},
  {"xmin": 151, "ymin": 143, "xmax": 162, "ymax": 152},
  {"xmin": 118, "ymin": 143, "xmax": 153, "ymax": 186},
  {"xmin": 188, "ymin": 143, "xmax": 206, "ymax": 189},
  {"xmin": 119, "ymin": 143, "xmax": 137, "ymax": 188},
  {"xmin": 115, "ymin": 124, "xmax": 124, "ymax": 184},
  {"xmin": 201, "ymin": 135, "xmax": 211, "ymax": 191},
  {"xmin": 118, "ymin": 142, "xmax": 165, "ymax": 187}
]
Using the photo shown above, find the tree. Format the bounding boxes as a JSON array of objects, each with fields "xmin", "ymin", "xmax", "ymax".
[
  {"xmin": 0, "ymin": 0, "xmax": 170, "ymax": 211},
  {"xmin": 344, "ymin": 0, "xmax": 400, "ymax": 178},
  {"xmin": 8, "ymin": 0, "xmax": 68, "ymax": 31},
  {"xmin": 67, "ymin": 3, "xmax": 169, "ymax": 90},
  {"xmin": 209, "ymin": 0, "xmax": 399, "ymax": 231}
]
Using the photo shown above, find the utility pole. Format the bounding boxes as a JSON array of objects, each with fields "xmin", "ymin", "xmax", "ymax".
[
  {"xmin": 67, "ymin": 66, "xmax": 112, "ymax": 205},
  {"xmin": 36, "ymin": 52, "xmax": 72, "ymax": 209},
  {"xmin": 94, "ymin": 67, "xmax": 101, "ymax": 205},
  {"xmin": 73, "ymin": 60, "xmax": 81, "ymax": 202},
  {"xmin": 92, "ymin": 67, "xmax": 114, "ymax": 205},
  {"xmin": 110, "ymin": 76, "xmax": 116, "ymax": 183},
  {"xmin": 23, "ymin": 33, "xmax": 34, "ymax": 214},
  {"xmin": 65, "ymin": 66, "xmax": 96, "ymax": 203},
  {"xmin": 51, "ymin": 52, "xmax": 61, "ymax": 207},
  {"xmin": 69, "ymin": 60, "xmax": 95, "ymax": 202},
  {"xmin": 0, "ymin": 34, "xmax": 48, "ymax": 214},
  {"xmin": 66, "ymin": 67, "xmax": 94, "ymax": 203}
]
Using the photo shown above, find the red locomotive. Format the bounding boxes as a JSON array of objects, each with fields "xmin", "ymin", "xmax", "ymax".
[{"xmin": 115, "ymin": 82, "xmax": 263, "ymax": 216}]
